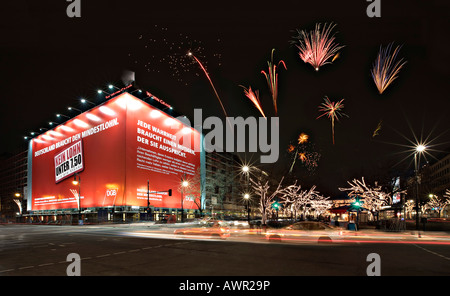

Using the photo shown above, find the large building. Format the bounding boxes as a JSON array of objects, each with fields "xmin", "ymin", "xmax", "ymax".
[
  {"xmin": 204, "ymin": 151, "xmax": 247, "ymax": 218},
  {"xmin": 406, "ymin": 150, "xmax": 450, "ymax": 218},
  {"xmin": 0, "ymin": 149, "xmax": 28, "ymax": 221},
  {"xmin": 428, "ymin": 152, "xmax": 450, "ymax": 198},
  {"xmin": 25, "ymin": 88, "xmax": 204, "ymax": 223}
]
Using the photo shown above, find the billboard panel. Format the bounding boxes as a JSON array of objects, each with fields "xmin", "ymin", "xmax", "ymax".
[
  {"xmin": 30, "ymin": 92, "xmax": 201, "ymax": 211},
  {"xmin": 31, "ymin": 96, "xmax": 126, "ymax": 210},
  {"xmin": 122, "ymin": 93, "xmax": 201, "ymax": 209}
]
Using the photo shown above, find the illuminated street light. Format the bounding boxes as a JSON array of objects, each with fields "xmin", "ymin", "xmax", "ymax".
[
  {"xmin": 80, "ymin": 98, "xmax": 96, "ymax": 106},
  {"xmin": 180, "ymin": 174, "xmax": 189, "ymax": 223},
  {"xmin": 73, "ymin": 173, "xmax": 82, "ymax": 224},
  {"xmin": 414, "ymin": 144, "xmax": 426, "ymax": 231},
  {"xmin": 56, "ymin": 113, "xmax": 70, "ymax": 119},
  {"xmin": 416, "ymin": 144, "xmax": 426, "ymax": 152},
  {"xmin": 68, "ymin": 106, "xmax": 82, "ymax": 113},
  {"xmin": 244, "ymin": 193, "xmax": 250, "ymax": 223}
]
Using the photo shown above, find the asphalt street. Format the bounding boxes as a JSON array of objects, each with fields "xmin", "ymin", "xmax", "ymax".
[{"xmin": 0, "ymin": 224, "xmax": 449, "ymax": 276}]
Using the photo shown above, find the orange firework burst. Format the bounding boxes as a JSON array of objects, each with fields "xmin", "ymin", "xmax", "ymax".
[
  {"xmin": 371, "ymin": 43, "xmax": 406, "ymax": 94},
  {"xmin": 298, "ymin": 153, "xmax": 307, "ymax": 162},
  {"xmin": 298, "ymin": 133, "xmax": 309, "ymax": 144},
  {"xmin": 261, "ymin": 48, "xmax": 287, "ymax": 115},
  {"xmin": 291, "ymin": 22, "xmax": 344, "ymax": 71},
  {"xmin": 317, "ymin": 96, "xmax": 348, "ymax": 145},
  {"xmin": 240, "ymin": 85, "xmax": 266, "ymax": 118},
  {"xmin": 287, "ymin": 144, "xmax": 295, "ymax": 153}
]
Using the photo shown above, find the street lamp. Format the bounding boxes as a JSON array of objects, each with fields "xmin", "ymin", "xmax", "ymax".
[
  {"xmin": 72, "ymin": 173, "xmax": 82, "ymax": 224},
  {"xmin": 180, "ymin": 175, "xmax": 189, "ymax": 223},
  {"xmin": 414, "ymin": 144, "xmax": 426, "ymax": 230},
  {"xmin": 68, "ymin": 106, "xmax": 82, "ymax": 113},
  {"xmin": 56, "ymin": 113, "xmax": 70, "ymax": 119},
  {"xmin": 80, "ymin": 98, "xmax": 96, "ymax": 106},
  {"xmin": 244, "ymin": 193, "xmax": 250, "ymax": 223}
]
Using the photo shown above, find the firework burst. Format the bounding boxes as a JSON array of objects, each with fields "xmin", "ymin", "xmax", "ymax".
[
  {"xmin": 261, "ymin": 48, "xmax": 287, "ymax": 116},
  {"xmin": 287, "ymin": 133, "xmax": 321, "ymax": 174},
  {"xmin": 317, "ymin": 96, "xmax": 348, "ymax": 145},
  {"xmin": 291, "ymin": 22, "xmax": 344, "ymax": 71},
  {"xmin": 298, "ymin": 133, "xmax": 309, "ymax": 144},
  {"xmin": 371, "ymin": 43, "xmax": 407, "ymax": 94},
  {"xmin": 240, "ymin": 85, "xmax": 266, "ymax": 118}
]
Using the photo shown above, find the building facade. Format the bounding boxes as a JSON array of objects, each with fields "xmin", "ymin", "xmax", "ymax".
[
  {"xmin": 204, "ymin": 151, "xmax": 248, "ymax": 218},
  {"xmin": 0, "ymin": 150, "xmax": 28, "ymax": 221}
]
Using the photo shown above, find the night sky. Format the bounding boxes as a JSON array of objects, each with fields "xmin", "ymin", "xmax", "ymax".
[{"xmin": 0, "ymin": 0, "xmax": 448, "ymax": 196}]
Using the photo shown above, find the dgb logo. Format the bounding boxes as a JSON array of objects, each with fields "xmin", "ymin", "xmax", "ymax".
[{"xmin": 106, "ymin": 189, "xmax": 117, "ymax": 197}]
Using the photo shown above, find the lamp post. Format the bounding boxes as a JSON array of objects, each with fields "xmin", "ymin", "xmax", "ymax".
[
  {"xmin": 147, "ymin": 180, "xmax": 151, "ymax": 221},
  {"xmin": 80, "ymin": 98, "xmax": 96, "ymax": 106},
  {"xmin": 72, "ymin": 173, "xmax": 81, "ymax": 224},
  {"xmin": 414, "ymin": 144, "xmax": 426, "ymax": 230},
  {"xmin": 56, "ymin": 113, "xmax": 70, "ymax": 120},
  {"xmin": 244, "ymin": 193, "xmax": 250, "ymax": 223},
  {"xmin": 68, "ymin": 106, "xmax": 82, "ymax": 113},
  {"xmin": 181, "ymin": 174, "xmax": 188, "ymax": 223}
]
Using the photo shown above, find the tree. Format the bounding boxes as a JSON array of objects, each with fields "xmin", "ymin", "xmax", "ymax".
[
  {"xmin": 309, "ymin": 194, "xmax": 332, "ymax": 218},
  {"xmin": 183, "ymin": 167, "xmax": 206, "ymax": 217},
  {"xmin": 339, "ymin": 177, "xmax": 390, "ymax": 220},
  {"xmin": 424, "ymin": 191, "xmax": 450, "ymax": 218},
  {"xmin": 250, "ymin": 176, "xmax": 285, "ymax": 225}
]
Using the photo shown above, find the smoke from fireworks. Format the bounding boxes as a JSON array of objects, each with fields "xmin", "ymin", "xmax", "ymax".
[
  {"xmin": 317, "ymin": 96, "xmax": 348, "ymax": 145},
  {"xmin": 291, "ymin": 22, "xmax": 344, "ymax": 71},
  {"xmin": 261, "ymin": 49, "xmax": 287, "ymax": 116},
  {"xmin": 371, "ymin": 43, "xmax": 406, "ymax": 94},
  {"xmin": 240, "ymin": 85, "xmax": 266, "ymax": 118}
]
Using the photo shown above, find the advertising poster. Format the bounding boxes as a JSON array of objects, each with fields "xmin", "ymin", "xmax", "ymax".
[{"xmin": 30, "ymin": 92, "xmax": 201, "ymax": 211}]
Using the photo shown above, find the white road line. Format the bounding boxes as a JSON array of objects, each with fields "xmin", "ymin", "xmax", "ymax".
[
  {"xmin": 414, "ymin": 244, "xmax": 450, "ymax": 261},
  {"xmin": 0, "ymin": 269, "xmax": 15, "ymax": 273},
  {"xmin": 38, "ymin": 263, "xmax": 55, "ymax": 267},
  {"xmin": 18, "ymin": 266, "xmax": 34, "ymax": 270},
  {"xmin": 113, "ymin": 251, "xmax": 126, "ymax": 255},
  {"xmin": 96, "ymin": 254, "xmax": 110, "ymax": 258}
]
